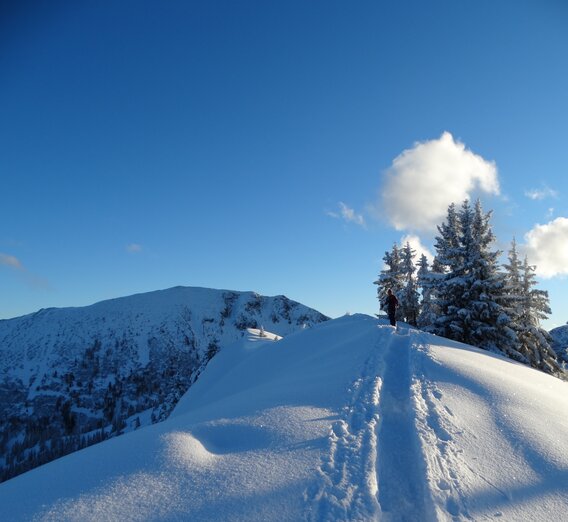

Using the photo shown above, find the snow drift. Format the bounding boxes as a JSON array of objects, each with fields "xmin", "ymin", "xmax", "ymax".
[{"xmin": 0, "ymin": 314, "xmax": 567, "ymax": 521}]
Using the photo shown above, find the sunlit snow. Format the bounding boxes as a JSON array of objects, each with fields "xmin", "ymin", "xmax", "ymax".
[{"xmin": 1, "ymin": 315, "xmax": 567, "ymax": 521}]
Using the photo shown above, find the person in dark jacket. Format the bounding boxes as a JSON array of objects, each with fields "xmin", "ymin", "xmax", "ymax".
[{"xmin": 385, "ymin": 289, "xmax": 399, "ymax": 327}]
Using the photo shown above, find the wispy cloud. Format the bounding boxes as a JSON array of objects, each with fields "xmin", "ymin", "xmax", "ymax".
[
  {"xmin": 524, "ymin": 185, "xmax": 558, "ymax": 201},
  {"xmin": 0, "ymin": 252, "xmax": 50, "ymax": 289},
  {"xmin": 0, "ymin": 253, "xmax": 24, "ymax": 270},
  {"xmin": 126, "ymin": 243, "xmax": 143, "ymax": 253},
  {"xmin": 522, "ymin": 217, "xmax": 568, "ymax": 278},
  {"xmin": 378, "ymin": 132, "xmax": 500, "ymax": 233},
  {"xmin": 328, "ymin": 202, "xmax": 366, "ymax": 227}
]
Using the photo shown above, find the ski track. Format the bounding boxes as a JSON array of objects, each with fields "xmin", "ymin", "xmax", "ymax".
[
  {"xmin": 305, "ymin": 326, "xmax": 388, "ymax": 521},
  {"xmin": 307, "ymin": 324, "xmax": 445, "ymax": 522},
  {"xmin": 306, "ymin": 324, "xmax": 475, "ymax": 522}
]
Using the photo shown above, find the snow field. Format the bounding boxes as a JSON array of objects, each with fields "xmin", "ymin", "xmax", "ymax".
[{"xmin": 1, "ymin": 314, "xmax": 567, "ymax": 521}]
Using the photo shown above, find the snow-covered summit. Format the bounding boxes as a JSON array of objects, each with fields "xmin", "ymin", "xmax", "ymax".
[
  {"xmin": 0, "ymin": 286, "xmax": 328, "ymax": 482},
  {"xmin": 1, "ymin": 314, "xmax": 567, "ymax": 521}
]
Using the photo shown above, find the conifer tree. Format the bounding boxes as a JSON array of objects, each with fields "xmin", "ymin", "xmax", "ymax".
[
  {"xmin": 433, "ymin": 199, "xmax": 475, "ymax": 342},
  {"xmin": 429, "ymin": 202, "xmax": 462, "ymax": 338},
  {"xmin": 503, "ymin": 243, "xmax": 560, "ymax": 373},
  {"xmin": 502, "ymin": 238, "xmax": 524, "ymax": 333},
  {"xmin": 400, "ymin": 242, "xmax": 420, "ymax": 326},
  {"xmin": 417, "ymin": 254, "xmax": 442, "ymax": 329},
  {"xmin": 374, "ymin": 243, "xmax": 404, "ymax": 317},
  {"xmin": 431, "ymin": 200, "xmax": 515, "ymax": 354},
  {"xmin": 465, "ymin": 200, "xmax": 516, "ymax": 352},
  {"xmin": 433, "ymin": 202, "xmax": 461, "ymax": 273}
]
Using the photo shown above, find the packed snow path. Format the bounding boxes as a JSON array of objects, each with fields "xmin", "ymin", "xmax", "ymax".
[
  {"xmin": 376, "ymin": 328, "xmax": 432, "ymax": 521},
  {"xmin": 1, "ymin": 315, "xmax": 567, "ymax": 521},
  {"xmin": 308, "ymin": 325, "xmax": 435, "ymax": 521}
]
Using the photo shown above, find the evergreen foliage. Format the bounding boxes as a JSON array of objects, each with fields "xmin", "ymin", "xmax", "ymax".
[
  {"xmin": 375, "ymin": 199, "xmax": 561, "ymax": 377},
  {"xmin": 430, "ymin": 200, "xmax": 517, "ymax": 354},
  {"xmin": 417, "ymin": 254, "xmax": 443, "ymax": 328},
  {"xmin": 399, "ymin": 242, "xmax": 420, "ymax": 326},
  {"xmin": 374, "ymin": 243, "xmax": 405, "ymax": 320},
  {"xmin": 503, "ymin": 240, "xmax": 560, "ymax": 372}
]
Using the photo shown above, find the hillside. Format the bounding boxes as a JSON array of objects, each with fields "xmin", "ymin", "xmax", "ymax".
[
  {"xmin": 1, "ymin": 314, "xmax": 566, "ymax": 521},
  {"xmin": 0, "ymin": 286, "xmax": 328, "ymax": 482},
  {"xmin": 549, "ymin": 324, "xmax": 568, "ymax": 364}
]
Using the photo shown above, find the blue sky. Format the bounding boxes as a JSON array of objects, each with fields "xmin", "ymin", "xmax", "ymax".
[{"xmin": 2, "ymin": 1, "xmax": 568, "ymax": 327}]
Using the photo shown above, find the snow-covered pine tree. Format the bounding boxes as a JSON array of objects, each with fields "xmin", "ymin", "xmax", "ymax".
[
  {"xmin": 464, "ymin": 200, "xmax": 516, "ymax": 353},
  {"xmin": 429, "ymin": 202, "xmax": 463, "ymax": 338},
  {"xmin": 417, "ymin": 254, "xmax": 443, "ymax": 329},
  {"xmin": 432, "ymin": 200, "xmax": 516, "ymax": 354},
  {"xmin": 502, "ymin": 238, "xmax": 523, "ymax": 297},
  {"xmin": 502, "ymin": 237, "xmax": 526, "ymax": 353},
  {"xmin": 504, "ymin": 245, "xmax": 560, "ymax": 374},
  {"xmin": 433, "ymin": 202, "xmax": 461, "ymax": 273},
  {"xmin": 373, "ymin": 243, "xmax": 404, "ymax": 318},
  {"xmin": 435, "ymin": 199, "xmax": 475, "ymax": 342},
  {"xmin": 400, "ymin": 242, "xmax": 420, "ymax": 326}
]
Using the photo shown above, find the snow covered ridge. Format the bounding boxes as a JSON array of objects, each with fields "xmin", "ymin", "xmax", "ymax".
[
  {"xmin": 1, "ymin": 314, "xmax": 567, "ymax": 521},
  {"xmin": 0, "ymin": 286, "xmax": 328, "ymax": 483}
]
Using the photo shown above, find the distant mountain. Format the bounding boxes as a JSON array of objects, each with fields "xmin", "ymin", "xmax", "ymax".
[
  {"xmin": 549, "ymin": 324, "xmax": 568, "ymax": 364},
  {"xmin": 0, "ymin": 286, "xmax": 328, "ymax": 482}
]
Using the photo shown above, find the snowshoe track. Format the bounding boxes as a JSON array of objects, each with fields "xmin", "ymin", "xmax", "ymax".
[
  {"xmin": 413, "ymin": 368, "xmax": 472, "ymax": 521},
  {"xmin": 305, "ymin": 328, "xmax": 388, "ymax": 521}
]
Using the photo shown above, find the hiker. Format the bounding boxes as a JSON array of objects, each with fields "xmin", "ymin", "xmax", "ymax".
[{"xmin": 384, "ymin": 289, "xmax": 399, "ymax": 327}]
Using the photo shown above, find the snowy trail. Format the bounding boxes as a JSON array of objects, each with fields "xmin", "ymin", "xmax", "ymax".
[
  {"xmin": 308, "ymin": 324, "xmax": 438, "ymax": 521},
  {"xmin": 376, "ymin": 328, "xmax": 434, "ymax": 521},
  {"xmin": 306, "ymin": 326, "xmax": 387, "ymax": 521}
]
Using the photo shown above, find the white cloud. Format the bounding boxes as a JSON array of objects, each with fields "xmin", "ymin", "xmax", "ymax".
[
  {"xmin": 126, "ymin": 243, "xmax": 143, "ymax": 253},
  {"xmin": 523, "ymin": 217, "xmax": 568, "ymax": 278},
  {"xmin": 524, "ymin": 185, "xmax": 558, "ymax": 201},
  {"xmin": 0, "ymin": 253, "xmax": 23, "ymax": 270},
  {"xmin": 380, "ymin": 132, "xmax": 500, "ymax": 233},
  {"xmin": 400, "ymin": 234, "xmax": 434, "ymax": 265},
  {"xmin": 328, "ymin": 202, "xmax": 366, "ymax": 227}
]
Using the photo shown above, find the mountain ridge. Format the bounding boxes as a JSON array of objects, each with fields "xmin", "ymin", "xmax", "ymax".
[{"xmin": 0, "ymin": 286, "xmax": 328, "ymax": 482}]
